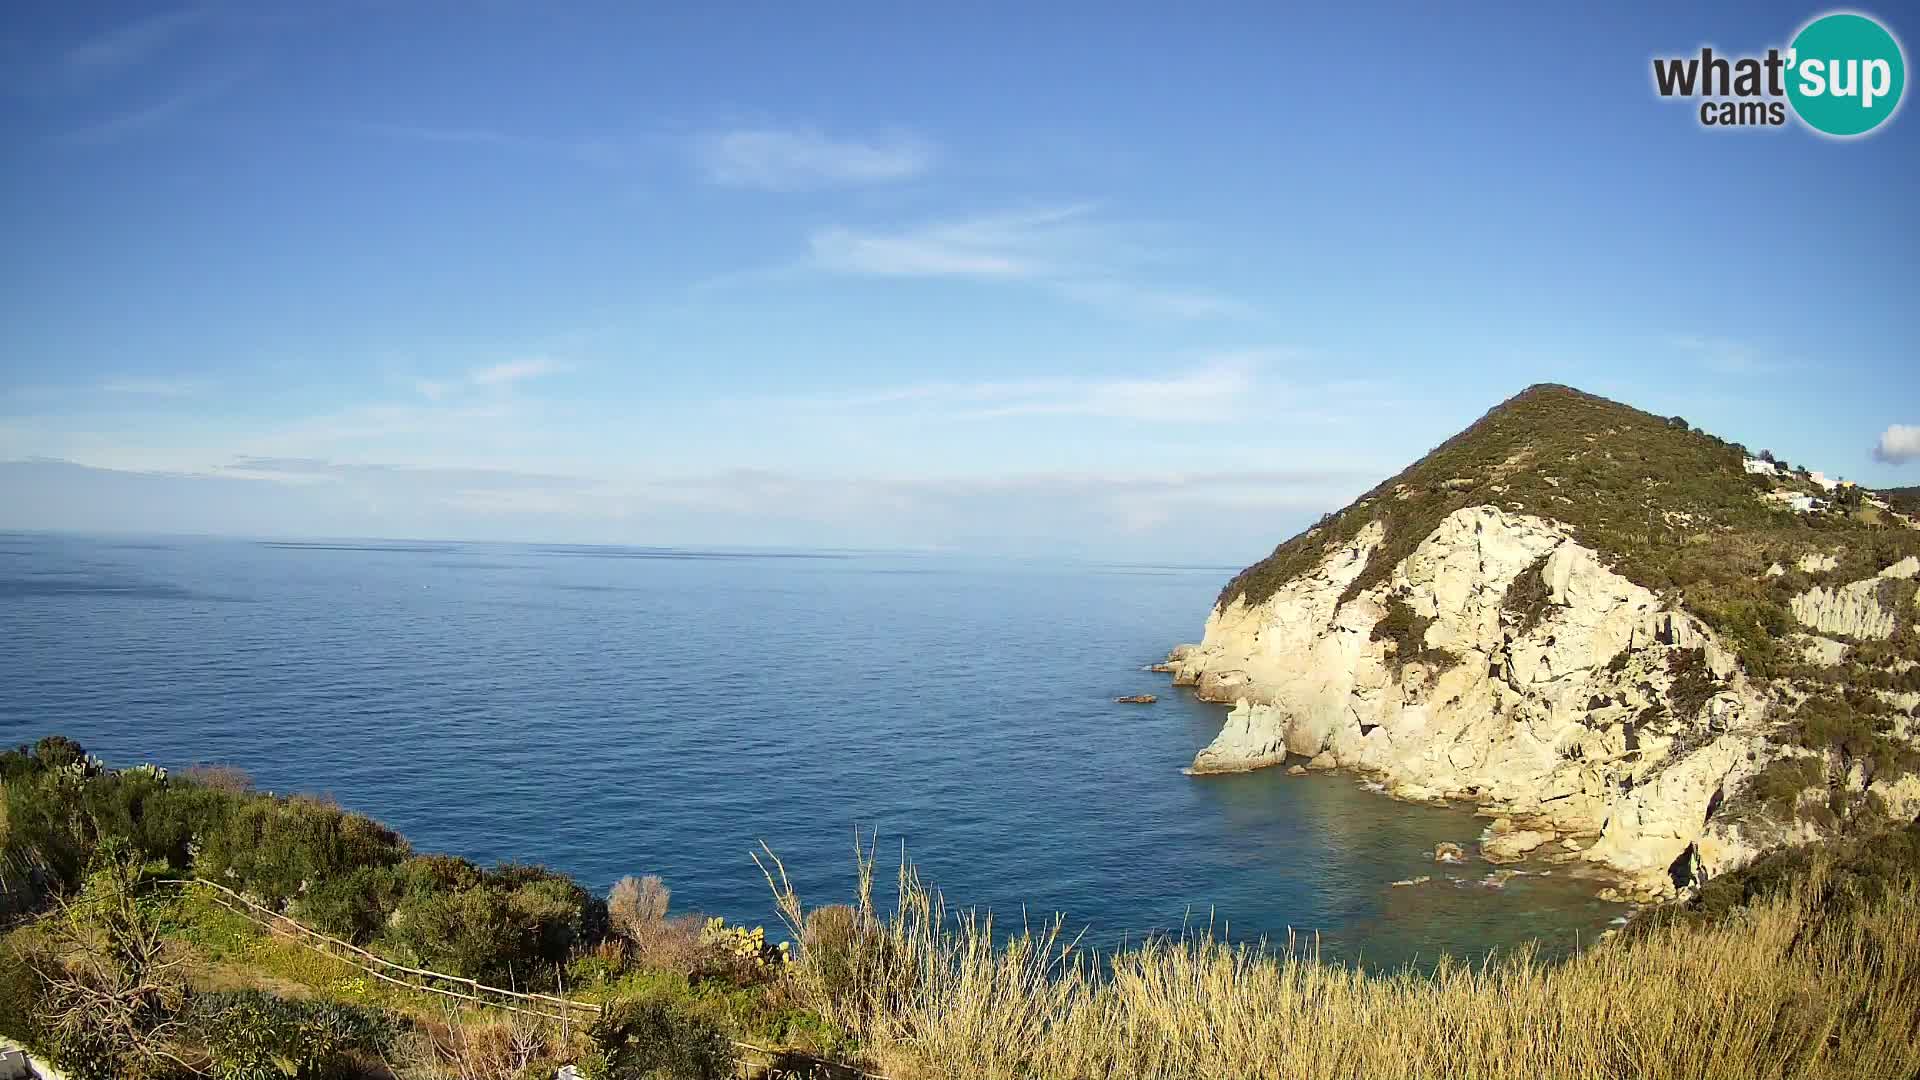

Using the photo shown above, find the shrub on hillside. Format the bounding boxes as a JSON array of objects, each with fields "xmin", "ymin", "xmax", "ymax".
[
  {"xmin": 1639, "ymin": 818, "xmax": 1920, "ymax": 933},
  {"xmin": 195, "ymin": 795, "xmax": 409, "ymax": 907},
  {"xmin": 189, "ymin": 991, "xmax": 397, "ymax": 1080},
  {"xmin": 179, "ymin": 765, "xmax": 253, "ymax": 794},
  {"xmin": 1665, "ymin": 648, "xmax": 1723, "ymax": 719},
  {"xmin": 609, "ymin": 874, "xmax": 671, "ymax": 942},
  {"xmin": 799, "ymin": 904, "xmax": 866, "ymax": 1008},
  {"xmin": 1370, "ymin": 596, "xmax": 1458, "ymax": 674},
  {"xmin": 1501, "ymin": 555, "xmax": 1555, "ymax": 637},
  {"xmin": 35, "ymin": 842, "xmax": 190, "ymax": 1080},
  {"xmin": 1750, "ymin": 756, "xmax": 1826, "ymax": 821},
  {"xmin": 584, "ymin": 997, "xmax": 736, "ymax": 1080}
]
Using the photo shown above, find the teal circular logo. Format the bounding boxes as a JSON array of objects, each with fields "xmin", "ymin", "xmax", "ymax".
[{"xmin": 1787, "ymin": 13, "xmax": 1906, "ymax": 136}]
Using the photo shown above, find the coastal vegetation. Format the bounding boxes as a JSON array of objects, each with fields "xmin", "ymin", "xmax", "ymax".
[{"xmin": 4, "ymin": 736, "xmax": 1919, "ymax": 1079}]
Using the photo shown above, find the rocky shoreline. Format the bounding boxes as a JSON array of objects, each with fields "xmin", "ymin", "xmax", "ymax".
[{"xmin": 1159, "ymin": 504, "xmax": 1919, "ymax": 901}]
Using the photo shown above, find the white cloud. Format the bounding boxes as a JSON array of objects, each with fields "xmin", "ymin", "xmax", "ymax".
[
  {"xmin": 802, "ymin": 205, "xmax": 1244, "ymax": 320},
  {"xmin": 1667, "ymin": 334, "xmax": 1782, "ymax": 375},
  {"xmin": 695, "ymin": 128, "xmax": 932, "ymax": 190},
  {"xmin": 1874, "ymin": 424, "xmax": 1920, "ymax": 464},
  {"xmin": 470, "ymin": 357, "xmax": 565, "ymax": 387},
  {"xmin": 807, "ymin": 205, "xmax": 1090, "ymax": 278},
  {"xmin": 1050, "ymin": 280, "xmax": 1251, "ymax": 319},
  {"xmin": 777, "ymin": 352, "xmax": 1318, "ymax": 424},
  {"xmin": 63, "ymin": 8, "xmax": 207, "ymax": 80}
]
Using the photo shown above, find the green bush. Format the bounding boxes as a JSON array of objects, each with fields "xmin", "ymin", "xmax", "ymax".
[
  {"xmin": 800, "ymin": 904, "xmax": 865, "ymax": 1009},
  {"xmin": 292, "ymin": 864, "xmax": 399, "ymax": 944},
  {"xmin": 190, "ymin": 991, "xmax": 397, "ymax": 1080},
  {"xmin": 1664, "ymin": 648, "xmax": 1722, "ymax": 719},
  {"xmin": 586, "ymin": 997, "xmax": 737, "ymax": 1080},
  {"xmin": 1639, "ymin": 818, "xmax": 1920, "ymax": 933},
  {"xmin": 1750, "ymin": 756, "xmax": 1826, "ymax": 821},
  {"xmin": 195, "ymin": 795, "xmax": 408, "ymax": 907},
  {"xmin": 0, "ymin": 934, "xmax": 49, "ymax": 1045},
  {"xmin": 1370, "ymin": 596, "xmax": 1458, "ymax": 674},
  {"xmin": 1501, "ymin": 555, "xmax": 1554, "ymax": 636}
]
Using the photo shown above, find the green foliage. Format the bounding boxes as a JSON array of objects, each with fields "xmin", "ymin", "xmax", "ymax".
[
  {"xmin": 1501, "ymin": 555, "xmax": 1554, "ymax": 636},
  {"xmin": 38, "ymin": 841, "xmax": 191, "ymax": 1080},
  {"xmin": 1885, "ymin": 486, "xmax": 1920, "ymax": 514},
  {"xmin": 1369, "ymin": 596, "xmax": 1458, "ymax": 674},
  {"xmin": 382, "ymin": 861, "xmax": 606, "ymax": 985},
  {"xmin": 1639, "ymin": 818, "xmax": 1920, "ymax": 933},
  {"xmin": 1686, "ymin": 597, "xmax": 1793, "ymax": 679},
  {"xmin": 1664, "ymin": 648, "xmax": 1723, "ymax": 720},
  {"xmin": 194, "ymin": 795, "xmax": 408, "ymax": 908},
  {"xmin": 2, "ymin": 741, "xmax": 603, "ymax": 994},
  {"xmin": 0, "ymin": 932, "xmax": 49, "ymax": 1044},
  {"xmin": 189, "ymin": 991, "xmax": 396, "ymax": 1080},
  {"xmin": 800, "ymin": 904, "xmax": 863, "ymax": 1008},
  {"xmin": 586, "ymin": 996, "xmax": 738, "ymax": 1080},
  {"xmin": 1749, "ymin": 756, "xmax": 1826, "ymax": 821},
  {"xmin": 1788, "ymin": 692, "xmax": 1919, "ymax": 787}
]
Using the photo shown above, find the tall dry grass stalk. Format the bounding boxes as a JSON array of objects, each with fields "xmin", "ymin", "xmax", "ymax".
[{"xmin": 758, "ymin": 840, "xmax": 1920, "ymax": 1080}]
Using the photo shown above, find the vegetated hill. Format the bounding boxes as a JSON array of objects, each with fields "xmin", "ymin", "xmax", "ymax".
[
  {"xmin": 1888, "ymin": 486, "xmax": 1920, "ymax": 515},
  {"xmin": 1218, "ymin": 383, "xmax": 1920, "ymax": 677}
]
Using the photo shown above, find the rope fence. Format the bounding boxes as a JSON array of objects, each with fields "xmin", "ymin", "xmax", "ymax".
[{"xmin": 157, "ymin": 878, "xmax": 889, "ymax": 1080}]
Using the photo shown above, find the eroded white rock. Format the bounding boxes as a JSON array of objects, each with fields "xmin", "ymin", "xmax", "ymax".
[{"xmin": 1172, "ymin": 506, "xmax": 1773, "ymax": 892}]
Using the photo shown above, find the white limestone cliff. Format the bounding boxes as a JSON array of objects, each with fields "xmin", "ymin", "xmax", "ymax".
[{"xmin": 1169, "ymin": 506, "xmax": 1777, "ymax": 896}]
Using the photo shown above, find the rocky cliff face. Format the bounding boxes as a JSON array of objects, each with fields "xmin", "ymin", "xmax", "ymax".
[
  {"xmin": 1166, "ymin": 505, "xmax": 1909, "ymax": 896},
  {"xmin": 1788, "ymin": 556, "xmax": 1919, "ymax": 640}
]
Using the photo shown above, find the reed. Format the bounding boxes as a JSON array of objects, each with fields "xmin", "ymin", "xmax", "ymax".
[{"xmin": 759, "ymin": 840, "xmax": 1920, "ymax": 1080}]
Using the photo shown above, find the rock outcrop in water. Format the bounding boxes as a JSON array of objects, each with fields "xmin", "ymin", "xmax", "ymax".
[{"xmin": 1167, "ymin": 386, "xmax": 1920, "ymax": 897}]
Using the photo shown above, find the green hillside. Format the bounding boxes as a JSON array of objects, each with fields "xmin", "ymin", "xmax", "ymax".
[{"xmin": 1218, "ymin": 384, "xmax": 1920, "ymax": 676}]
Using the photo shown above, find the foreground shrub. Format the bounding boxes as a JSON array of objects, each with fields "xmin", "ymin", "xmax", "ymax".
[
  {"xmin": 190, "ymin": 991, "xmax": 398, "ymax": 1080},
  {"xmin": 583, "ymin": 997, "xmax": 736, "ymax": 1080},
  {"xmin": 34, "ymin": 841, "xmax": 190, "ymax": 1080},
  {"xmin": 609, "ymin": 874, "xmax": 671, "ymax": 943},
  {"xmin": 392, "ymin": 1007, "xmax": 563, "ymax": 1080}
]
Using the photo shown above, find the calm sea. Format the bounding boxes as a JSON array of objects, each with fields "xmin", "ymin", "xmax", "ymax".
[{"xmin": 0, "ymin": 530, "xmax": 1623, "ymax": 967}]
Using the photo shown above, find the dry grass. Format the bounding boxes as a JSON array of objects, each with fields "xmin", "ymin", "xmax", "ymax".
[{"xmin": 759, "ymin": 840, "xmax": 1920, "ymax": 1080}]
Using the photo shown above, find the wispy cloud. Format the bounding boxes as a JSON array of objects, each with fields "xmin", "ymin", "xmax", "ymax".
[
  {"xmin": 411, "ymin": 358, "xmax": 568, "ymax": 402},
  {"xmin": 98, "ymin": 376, "xmax": 202, "ymax": 397},
  {"xmin": 1051, "ymin": 280, "xmax": 1252, "ymax": 320},
  {"xmin": 63, "ymin": 7, "xmax": 207, "ymax": 82},
  {"xmin": 1874, "ymin": 424, "xmax": 1920, "ymax": 465},
  {"xmin": 803, "ymin": 205, "xmax": 1244, "ymax": 320},
  {"xmin": 1667, "ymin": 334, "xmax": 1785, "ymax": 375},
  {"xmin": 220, "ymin": 456, "xmax": 582, "ymax": 491},
  {"xmin": 53, "ymin": 70, "xmax": 241, "ymax": 147},
  {"xmin": 807, "ymin": 205, "xmax": 1091, "ymax": 278},
  {"xmin": 471, "ymin": 357, "xmax": 566, "ymax": 387},
  {"xmin": 776, "ymin": 352, "xmax": 1316, "ymax": 423},
  {"xmin": 695, "ymin": 128, "xmax": 933, "ymax": 190}
]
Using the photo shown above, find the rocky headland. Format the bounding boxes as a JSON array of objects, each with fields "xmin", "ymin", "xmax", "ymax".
[{"xmin": 1166, "ymin": 386, "xmax": 1920, "ymax": 898}]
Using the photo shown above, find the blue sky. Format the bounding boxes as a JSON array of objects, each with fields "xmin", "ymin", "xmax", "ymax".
[{"xmin": 2, "ymin": 1, "xmax": 1915, "ymax": 562}]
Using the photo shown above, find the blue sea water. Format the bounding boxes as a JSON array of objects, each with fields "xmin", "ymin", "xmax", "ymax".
[{"xmin": 0, "ymin": 531, "xmax": 1624, "ymax": 967}]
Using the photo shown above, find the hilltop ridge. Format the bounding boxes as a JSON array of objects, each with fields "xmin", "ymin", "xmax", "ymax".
[{"xmin": 1173, "ymin": 384, "xmax": 1920, "ymax": 899}]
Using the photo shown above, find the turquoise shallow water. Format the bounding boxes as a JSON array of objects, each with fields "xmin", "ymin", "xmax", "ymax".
[{"xmin": 0, "ymin": 531, "xmax": 1624, "ymax": 967}]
